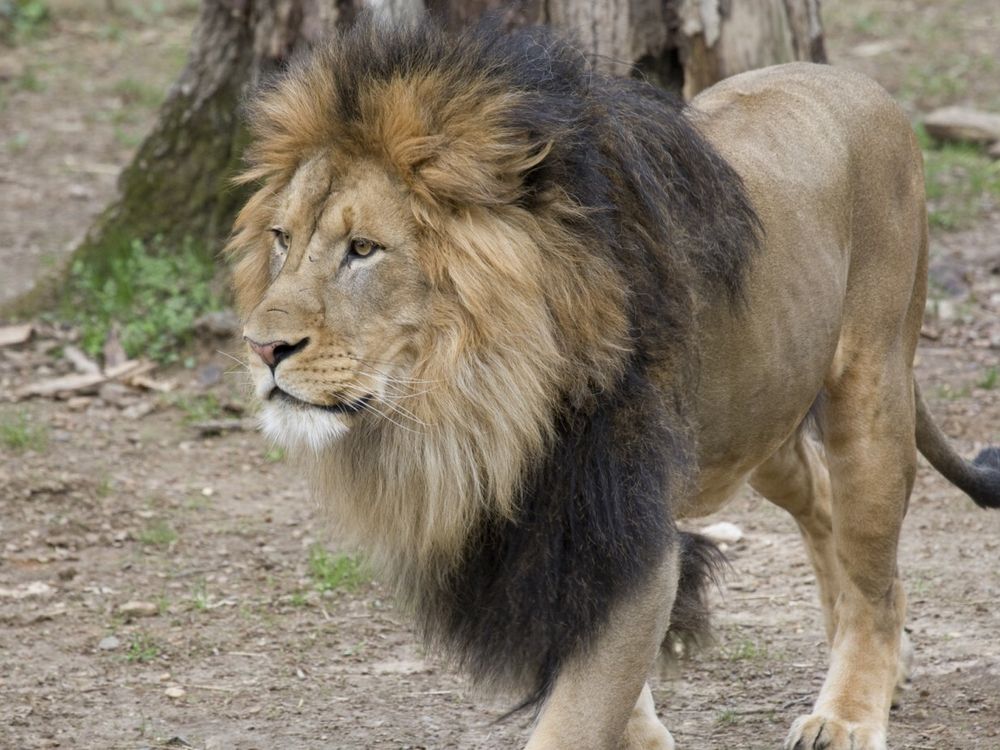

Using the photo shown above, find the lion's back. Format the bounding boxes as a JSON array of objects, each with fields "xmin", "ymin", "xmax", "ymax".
[{"xmin": 690, "ymin": 63, "xmax": 921, "ymax": 219}]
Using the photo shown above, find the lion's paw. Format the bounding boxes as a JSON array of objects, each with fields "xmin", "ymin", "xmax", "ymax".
[{"xmin": 784, "ymin": 714, "xmax": 887, "ymax": 750}]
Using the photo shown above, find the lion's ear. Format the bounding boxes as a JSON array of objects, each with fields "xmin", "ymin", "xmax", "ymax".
[{"xmin": 363, "ymin": 77, "xmax": 549, "ymax": 209}]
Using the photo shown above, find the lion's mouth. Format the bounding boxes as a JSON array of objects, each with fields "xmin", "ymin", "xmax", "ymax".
[{"xmin": 268, "ymin": 387, "xmax": 371, "ymax": 415}]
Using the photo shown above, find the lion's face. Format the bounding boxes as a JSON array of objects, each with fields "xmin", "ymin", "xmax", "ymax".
[{"xmin": 242, "ymin": 155, "xmax": 430, "ymax": 451}]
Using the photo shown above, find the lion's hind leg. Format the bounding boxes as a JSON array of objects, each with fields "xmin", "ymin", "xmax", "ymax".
[
  {"xmin": 751, "ymin": 423, "xmax": 915, "ymax": 717},
  {"xmin": 779, "ymin": 353, "xmax": 917, "ymax": 750}
]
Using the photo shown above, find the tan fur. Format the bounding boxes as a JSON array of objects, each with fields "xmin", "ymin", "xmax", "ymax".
[{"xmin": 233, "ymin": 52, "xmax": 945, "ymax": 748}]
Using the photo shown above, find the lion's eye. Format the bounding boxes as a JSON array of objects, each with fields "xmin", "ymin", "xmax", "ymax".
[
  {"xmin": 270, "ymin": 226, "xmax": 290, "ymax": 251},
  {"xmin": 348, "ymin": 237, "xmax": 382, "ymax": 260}
]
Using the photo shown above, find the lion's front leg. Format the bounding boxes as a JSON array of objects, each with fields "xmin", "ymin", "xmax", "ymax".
[{"xmin": 525, "ymin": 552, "xmax": 678, "ymax": 750}]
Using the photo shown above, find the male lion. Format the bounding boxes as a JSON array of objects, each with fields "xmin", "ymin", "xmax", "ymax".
[{"xmin": 228, "ymin": 18, "xmax": 1000, "ymax": 750}]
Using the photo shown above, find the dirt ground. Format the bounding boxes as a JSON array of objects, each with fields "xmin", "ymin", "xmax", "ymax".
[{"xmin": 1, "ymin": 1, "xmax": 999, "ymax": 749}]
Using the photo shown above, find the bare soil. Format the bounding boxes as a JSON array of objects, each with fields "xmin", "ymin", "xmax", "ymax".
[{"xmin": 1, "ymin": 2, "xmax": 999, "ymax": 749}]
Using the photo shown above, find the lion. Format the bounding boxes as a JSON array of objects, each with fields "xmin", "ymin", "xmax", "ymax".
[{"xmin": 226, "ymin": 18, "xmax": 1000, "ymax": 750}]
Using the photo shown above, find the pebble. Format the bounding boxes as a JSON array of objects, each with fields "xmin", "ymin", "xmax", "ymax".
[
  {"xmin": 698, "ymin": 521, "xmax": 744, "ymax": 546},
  {"xmin": 123, "ymin": 401, "xmax": 156, "ymax": 420},
  {"xmin": 164, "ymin": 686, "xmax": 186, "ymax": 699},
  {"xmin": 118, "ymin": 600, "xmax": 159, "ymax": 618},
  {"xmin": 98, "ymin": 382, "xmax": 131, "ymax": 406},
  {"xmin": 98, "ymin": 635, "xmax": 121, "ymax": 651}
]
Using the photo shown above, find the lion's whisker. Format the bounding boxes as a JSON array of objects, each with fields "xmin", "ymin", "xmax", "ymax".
[
  {"xmin": 338, "ymin": 383, "xmax": 426, "ymax": 434},
  {"xmin": 375, "ymin": 394, "xmax": 430, "ymax": 427},
  {"xmin": 217, "ymin": 349, "xmax": 251, "ymax": 369}
]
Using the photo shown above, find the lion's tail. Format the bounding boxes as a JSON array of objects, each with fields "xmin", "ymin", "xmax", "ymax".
[
  {"xmin": 916, "ymin": 381, "xmax": 1000, "ymax": 508},
  {"xmin": 662, "ymin": 531, "xmax": 726, "ymax": 656}
]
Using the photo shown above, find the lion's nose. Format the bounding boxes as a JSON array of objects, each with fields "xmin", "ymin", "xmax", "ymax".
[{"xmin": 245, "ymin": 336, "xmax": 309, "ymax": 369}]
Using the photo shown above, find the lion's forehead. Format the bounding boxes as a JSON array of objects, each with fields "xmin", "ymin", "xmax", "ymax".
[{"xmin": 280, "ymin": 158, "xmax": 415, "ymax": 251}]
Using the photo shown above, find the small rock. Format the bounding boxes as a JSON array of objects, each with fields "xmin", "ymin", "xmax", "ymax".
[
  {"xmin": 698, "ymin": 521, "xmax": 744, "ymax": 546},
  {"xmin": 924, "ymin": 106, "xmax": 1000, "ymax": 146},
  {"xmin": 118, "ymin": 600, "xmax": 159, "ymax": 618},
  {"xmin": 98, "ymin": 382, "xmax": 131, "ymax": 406},
  {"xmin": 122, "ymin": 401, "xmax": 156, "ymax": 420},
  {"xmin": 196, "ymin": 363, "xmax": 224, "ymax": 388},
  {"xmin": 67, "ymin": 184, "xmax": 93, "ymax": 200},
  {"xmin": 164, "ymin": 686, "xmax": 186, "ymax": 699},
  {"xmin": 849, "ymin": 39, "xmax": 907, "ymax": 58},
  {"xmin": 98, "ymin": 635, "xmax": 121, "ymax": 651},
  {"xmin": 66, "ymin": 396, "xmax": 93, "ymax": 411}
]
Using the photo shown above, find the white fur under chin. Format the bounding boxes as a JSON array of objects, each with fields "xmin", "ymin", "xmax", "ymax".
[{"xmin": 258, "ymin": 401, "xmax": 349, "ymax": 453}]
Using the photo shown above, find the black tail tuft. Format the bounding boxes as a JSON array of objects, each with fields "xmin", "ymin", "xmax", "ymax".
[
  {"xmin": 969, "ymin": 446, "xmax": 1000, "ymax": 508},
  {"xmin": 662, "ymin": 532, "xmax": 727, "ymax": 658}
]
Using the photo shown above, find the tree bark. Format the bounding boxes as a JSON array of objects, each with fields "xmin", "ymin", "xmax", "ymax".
[
  {"xmin": 675, "ymin": 0, "xmax": 826, "ymax": 98},
  {"xmin": 69, "ymin": 0, "xmax": 358, "ymax": 279},
  {"xmin": 20, "ymin": 0, "xmax": 823, "ymax": 313},
  {"xmin": 426, "ymin": 0, "xmax": 825, "ymax": 94}
]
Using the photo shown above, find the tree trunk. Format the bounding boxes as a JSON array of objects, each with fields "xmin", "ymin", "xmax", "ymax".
[
  {"xmin": 67, "ymin": 0, "xmax": 358, "ymax": 282},
  {"xmin": 427, "ymin": 0, "xmax": 825, "ymax": 94},
  {"xmin": 19, "ymin": 0, "xmax": 823, "ymax": 314},
  {"xmin": 675, "ymin": 0, "xmax": 826, "ymax": 99}
]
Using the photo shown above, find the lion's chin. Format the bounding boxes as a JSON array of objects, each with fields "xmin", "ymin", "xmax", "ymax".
[{"xmin": 258, "ymin": 400, "xmax": 349, "ymax": 453}]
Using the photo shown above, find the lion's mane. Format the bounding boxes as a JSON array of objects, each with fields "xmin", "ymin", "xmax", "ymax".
[{"xmin": 229, "ymin": 17, "xmax": 759, "ymax": 707}]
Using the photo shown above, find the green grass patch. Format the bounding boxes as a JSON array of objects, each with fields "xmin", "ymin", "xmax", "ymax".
[
  {"xmin": 715, "ymin": 709, "xmax": 738, "ymax": 727},
  {"xmin": 0, "ymin": 0, "xmax": 50, "ymax": 43},
  {"xmin": 167, "ymin": 393, "xmax": 224, "ymax": 424},
  {"xmin": 113, "ymin": 76, "xmax": 163, "ymax": 107},
  {"xmin": 917, "ymin": 125, "xmax": 1000, "ymax": 230},
  {"xmin": 190, "ymin": 579, "xmax": 209, "ymax": 611},
  {"xmin": 264, "ymin": 445, "xmax": 286, "ymax": 463},
  {"xmin": 935, "ymin": 382, "xmax": 972, "ymax": 401},
  {"xmin": 137, "ymin": 520, "xmax": 177, "ymax": 548},
  {"xmin": 61, "ymin": 234, "xmax": 222, "ymax": 364},
  {"xmin": 6, "ymin": 132, "xmax": 29, "ymax": 154},
  {"xmin": 16, "ymin": 67, "xmax": 44, "ymax": 93},
  {"xmin": 0, "ymin": 410, "xmax": 48, "ymax": 452},
  {"xmin": 723, "ymin": 638, "xmax": 769, "ymax": 662},
  {"xmin": 126, "ymin": 632, "xmax": 160, "ymax": 663},
  {"xmin": 978, "ymin": 367, "xmax": 998, "ymax": 391},
  {"xmin": 308, "ymin": 545, "xmax": 367, "ymax": 593}
]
